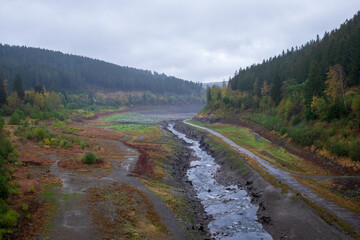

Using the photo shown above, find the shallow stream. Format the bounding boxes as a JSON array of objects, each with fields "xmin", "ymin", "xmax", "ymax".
[{"xmin": 168, "ymin": 123, "xmax": 272, "ymax": 240}]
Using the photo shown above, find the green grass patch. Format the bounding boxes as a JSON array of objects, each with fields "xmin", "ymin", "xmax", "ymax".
[
  {"xmin": 108, "ymin": 123, "xmax": 158, "ymax": 135},
  {"xmin": 39, "ymin": 183, "xmax": 60, "ymax": 204},
  {"xmin": 185, "ymin": 119, "xmax": 207, "ymax": 127},
  {"xmin": 206, "ymin": 123, "xmax": 308, "ymax": 173},
  {"xmin": 104, "ymin": 112, "xmax": 156, "ymax": 124}
]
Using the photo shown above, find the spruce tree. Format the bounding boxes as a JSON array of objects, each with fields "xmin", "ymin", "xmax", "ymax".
[
  {"xmin": 0, "ymin": 78, "xmax": 7, "ymax": 106},
  {"xmin": 305, "ymin": 61, "xmax": 325, "ymax": 105},
  {"xmin": 13, "ymin": 74, "xmax": 24, "ymax": 99}
]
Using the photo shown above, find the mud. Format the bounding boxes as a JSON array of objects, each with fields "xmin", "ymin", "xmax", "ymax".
[
  {"xmin": 167, "ymin": 136, "xmax": 213, "ymax": 239},
  {"xmin": 174, "ymin": 121, "xmax": 353, "ymax": 240}
]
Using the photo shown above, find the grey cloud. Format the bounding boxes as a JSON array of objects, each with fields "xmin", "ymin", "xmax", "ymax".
[{"xmin": 0, "ymin": 0, "xmax": 359, "ymax": 82}]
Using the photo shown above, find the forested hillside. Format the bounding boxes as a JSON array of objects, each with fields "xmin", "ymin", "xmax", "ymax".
[
  {"xmin": 0, "ymin": 44, "xmax": 202, "ymax": 95},
  {"xmin": 204, "ymin": 11, "xmax": 360, "ymax": 161}
]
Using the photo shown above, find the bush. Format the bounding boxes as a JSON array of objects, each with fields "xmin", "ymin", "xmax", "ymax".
[
  {"xmin": 290, "ymin": 115, "xmax": 302, "ymax": 126},
  {"xmin": 0, "ymin": 137, "xmax": 14, "ymax": 161},
  {"xmin": 21, "ymin": 126, "xmax": 52, "ymax": 142},
  {"xmin": 34, "ymin": 128, "xmax": 46, "ymax": 141},
  {"xmin": 60, "ymin": 138, "xmax": 72, "ymax": 149},
  {"xmin": 349, "ymin": 140, "xmax": 360, "ymax": 161},
  {"xmin": 82, "ymin": 152, "xmax": 97, "ymax": 164},
  {"xmin": 327, "ymin": 138, "xmax": 349, "ymax": 156},
  {"xmin": 280, "ymin": 126, "xmax": 287, "ymax": 135},
  {"xmin": 9, "ymin": 110, "xmax": 24, "ymax": 125},
  {"xmin": 288, "ymin": 123, "xmax": 316, "ymax": 146},
  {"xmin": 0, "ymin": 208, "xmax": 19, "ymax": 227},
  {"xmin": 0, "ymin": 178, "xmax": 9, "ymax": 200},
  {"xmin": 22, "ymin": 203, "xmax": 29, "ymax": 212}
]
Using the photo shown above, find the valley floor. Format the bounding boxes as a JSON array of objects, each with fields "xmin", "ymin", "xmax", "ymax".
[
  {"xmin": 182, "ymin": 118, "xmax": 360, "ymax": 239},
  {"xmin": 5, "ymin": 105, "xmax": 360, "ymax": 239}
]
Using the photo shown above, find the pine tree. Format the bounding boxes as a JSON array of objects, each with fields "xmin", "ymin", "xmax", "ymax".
[
  {"xmin": 206, "ymin": 87, "xmax": 212, "ymax": 102},
  {"xmin": 271, "ymin": 75, "xmax": 282, "ymax": 105},
  {"xmin": 305, "ymin": 61, "xmax": 325, "ymax": 105},
  {"xmin": 0, "ymin": 78, "xmax": 7, "ymax": 106},
  {"xmin": 13, "ymin": 75, "xmax": 25, "ymax": 99}
]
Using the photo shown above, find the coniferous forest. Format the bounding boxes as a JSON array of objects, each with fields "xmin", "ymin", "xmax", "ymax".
[
  {"xmin": 0, "ymin": 44, "xmax": 203, "ymax": 96},
  {"xmin": 204, "ymin": 11, "xmax": 360, "ymax": 161}
]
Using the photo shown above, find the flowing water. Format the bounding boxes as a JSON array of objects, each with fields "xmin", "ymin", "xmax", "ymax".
[
  {"xmin": 183, "ymin": 121, "xmax": 360, "ymax": 234},
  {"xmin": 168, "ymin": 123, "xmax": 272, "ymax": 240}
]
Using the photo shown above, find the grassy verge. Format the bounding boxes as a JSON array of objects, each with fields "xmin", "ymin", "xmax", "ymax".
[
  {"xmin": 191, "ymin": 120, "xmax": 325, "ymax": 175},
  {"xmin": 187, "ymin": 120, "xmax": 359, "ymax": 238},
  {"xmin": 204, "ymin": 131, "xmax": 292, "ymax": 194}
]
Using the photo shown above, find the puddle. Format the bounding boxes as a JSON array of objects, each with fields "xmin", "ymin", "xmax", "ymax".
[{"xmin": 168, "ymin": 123, "xmax": 272, "ymax": 240}]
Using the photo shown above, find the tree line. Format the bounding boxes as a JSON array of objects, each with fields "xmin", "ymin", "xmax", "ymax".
[
  {"xmin": 205, "ymin": 11, "xmax": 360, "ymax": 161},
  {"xmin": 0, "ymin": 44, "xmax": 203, "ymax": 96}
]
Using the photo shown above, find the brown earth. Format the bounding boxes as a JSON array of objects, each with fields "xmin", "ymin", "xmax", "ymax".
[{"xmin": 5, "ymin": 110, "xmax": 205, "ymax": 240}]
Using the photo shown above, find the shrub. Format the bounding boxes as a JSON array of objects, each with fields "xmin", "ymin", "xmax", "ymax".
[
  {"xmin": 349, "ymin": 140, "xmax": 360, "ymax": 161},
  {"xmin": 290, "ymin": 115, "xmax": 302, "ymax": 126},
  {"xmin": 288, "ymin": 123, "xmax": 316, "ymax": 146},
  {"xmin": 80, "ymin": 141, "xmax": 87, "ymax": 150},
  {"xmin": 327, "ymin": 138, "xmax": 349, "ymax": 156},
  {"xmin": 280, "ymin": 126, "xmax": 287, "ymax": 135},
  {"xmin": 0, "ymin": 178, "xmax": 9, "ymax": 200},
  {"xmin": 0, "ymin": 137, "xmax": 14, "ymax": 161},
  {"xmin": 0, "ymin": 208, "xmax": 19, "ymax": 227},
  {"xmin": 60, "ymin": 139, "xmax": 72, "ymax": 149},
  {"xmin": 82, "ymin": 152, "xmax": 97, "ymax": 164},
  {"xmin": 34, "ymin": 128, "xmax": 46, "ymax": 141},
  {"xmin": 9, "ymin": 111, "xmax": 22, "ymax": 125},
  {"xmin": 21, "ymin": 126, "xmax": 52, "ymax": 142},
  {"xmin": 22, "ymin": 203, "xmax": 29, "ymax": 212}
]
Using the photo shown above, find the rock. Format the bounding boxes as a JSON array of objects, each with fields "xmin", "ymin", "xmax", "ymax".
[
  {"xmin": 252, "ymin": 192, "xmax": 261, "ymax": 198},
  {"xmin": 196, "ymin": 223, "xmax": 204, "ymax": 231},
  {"xmin": 207, "ymin": 189, "xmax": 212, "ymax": 192},
  {"xmin": 259, "ymin": 215, "xmax": 272, "ymax": 224}
]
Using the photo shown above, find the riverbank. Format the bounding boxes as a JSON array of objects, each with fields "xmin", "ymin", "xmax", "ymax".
[{"xmin": 173, "ymin": 121, "xmax": 352, "ymax": 239}]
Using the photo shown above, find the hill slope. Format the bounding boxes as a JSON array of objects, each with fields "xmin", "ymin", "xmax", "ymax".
[
  {"xmin": 204, "ymin": 11, "xmax": 360, "ymax": 161},
  {"xmin": 0, "ymin": 44, "xmax": 203, "ymax": 96}
]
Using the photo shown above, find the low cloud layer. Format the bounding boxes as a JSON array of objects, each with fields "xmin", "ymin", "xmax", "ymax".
[{"xmin": 1, "ymin": 0, "xmax": 359, "ymax": 82}]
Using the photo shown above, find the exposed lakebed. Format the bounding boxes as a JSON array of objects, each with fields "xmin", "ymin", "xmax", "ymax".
[{"xmin": 168, "ymin": 123, "xmax": 272, "ymax": 240}]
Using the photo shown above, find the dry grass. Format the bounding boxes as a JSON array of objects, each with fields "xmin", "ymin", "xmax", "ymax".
[{"xmin": 87, "ymin": 183, "xmax": 169, "ymax": 239}]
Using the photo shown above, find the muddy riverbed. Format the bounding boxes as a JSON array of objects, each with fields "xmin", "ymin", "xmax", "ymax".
[
  {"xmin": 168, "ymin": 123, "xmax": 272, "ymax": 239},
  {"xmin": 173, "ymin": 121, "xmax": 353, "ymax": 240}
]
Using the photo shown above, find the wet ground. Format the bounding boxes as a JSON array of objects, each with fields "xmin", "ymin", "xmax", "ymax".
[
  {"xmin": 168, "ymin": 123, "xmax": 272, "ymax": 240},
  {"xmin": 21, "ymin": 106, "xmax": 203, "ymax": 240},
  {"xmin": 184, "ymin": 120, "xmax": 360, "ymax": 236}
]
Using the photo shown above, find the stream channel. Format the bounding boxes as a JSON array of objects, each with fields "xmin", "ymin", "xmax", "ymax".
[{"xmin": 168, "ymin": 123, "xmax": 272, "ymax": 240}]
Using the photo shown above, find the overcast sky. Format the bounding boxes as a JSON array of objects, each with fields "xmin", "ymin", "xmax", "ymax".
[{"xmin": 0, "ymin": 0, "xmax": 359, "ymax": 83}]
